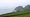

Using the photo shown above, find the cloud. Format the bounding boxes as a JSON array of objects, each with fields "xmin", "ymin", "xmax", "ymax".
[
  {"xmin": 0, "ymin": 0, "xmax": 30, "ymax": 14},
  {"xmin": 0, "ymin": 0, "xmax": 17, "ymax": 9},
  {"xmin": 17, "ymin": 0, "xmax": 30, "ymax": 7}
]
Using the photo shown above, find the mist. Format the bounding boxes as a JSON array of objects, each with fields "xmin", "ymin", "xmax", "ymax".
[{"xmin": 0, "ymin": 0, "xmax": 30, "ymax": 15}]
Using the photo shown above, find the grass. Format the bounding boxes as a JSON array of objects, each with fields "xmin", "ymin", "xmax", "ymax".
[
  {"xmin": 11, "ymin": 13, "xmax": 30, "ymax": 17},
  {"xmin": 0, "ymin": 10, "xmax": 30, "ymax": 17}
]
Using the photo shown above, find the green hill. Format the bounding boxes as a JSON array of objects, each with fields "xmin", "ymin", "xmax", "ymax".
[
  {"xmin": 0, "ymin": 5, "xmax": 30, "ymax": 17},
  {"xmin": 0, "ymin": 10, "xmax": 30, "ymax": 17}
]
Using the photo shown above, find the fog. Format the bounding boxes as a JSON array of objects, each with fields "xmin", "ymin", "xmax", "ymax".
[{"xmin": 0, "ymin": 0, "xmax": 30, "ymax": 15}]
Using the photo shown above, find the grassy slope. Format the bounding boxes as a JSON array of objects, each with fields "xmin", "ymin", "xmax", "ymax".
[
  {"xmin": 0, "ymin": 10, "xmax": 30, "ymax": 17},
  {"xmin": 10, "ymin": 11, "xmax": 30, "ymax": 17},
  {"xmin": 10, "ymin": 12, "xmax": 30, "ymax": 17}
]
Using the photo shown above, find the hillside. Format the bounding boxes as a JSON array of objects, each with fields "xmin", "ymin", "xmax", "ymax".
[
  {"xmin": 0, "ymin": 10, "xmax": 30, "ymax": 17},
  {"xmin": 0, "ymin": 5, "xmax": 30, "ymax": 17}
]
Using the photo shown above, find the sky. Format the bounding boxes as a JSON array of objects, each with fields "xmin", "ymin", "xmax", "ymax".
[
  {"xmin": 0, "ymin": 0, "xmax": 30, "ymax": 15},
  {"xmin": 0, "ymin": 0, "xmax": 30, "ymax": 9}
]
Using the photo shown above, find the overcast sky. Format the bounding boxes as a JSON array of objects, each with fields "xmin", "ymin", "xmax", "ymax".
[
  {"xmin": 0, "ymin": 0, "xmax": 30, "ymax": 15},
  {"xmin": 0, "ymin": 0, "xmax": 30, "ymax": 9}
]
